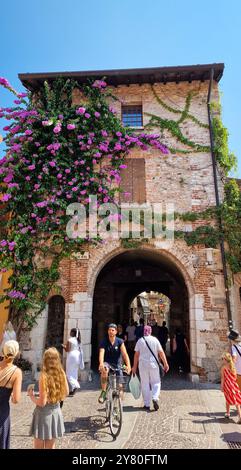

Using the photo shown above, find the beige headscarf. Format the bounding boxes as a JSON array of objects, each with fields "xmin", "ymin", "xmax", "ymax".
[{"xmin": 3, "ymin": 340, "xmax": 19, "ymax": 358}]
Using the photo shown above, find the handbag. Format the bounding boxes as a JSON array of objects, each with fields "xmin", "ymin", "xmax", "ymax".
[
  {"xmin": 143, "ymin": 337, "xmax": 165, "ymax": 378},
  {"xmin": 129, "ymin": 373, "xmax": 141, "ymax": 399}
]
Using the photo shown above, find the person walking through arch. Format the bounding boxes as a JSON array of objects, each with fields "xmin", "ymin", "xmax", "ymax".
[
  {"xmin": 228, "ymin": 329, "xmax": 241, "ymax": 392},
  {"xmin": 172, "ymin": 328, "xmax": 190, "ymax": 373},
  {"xmin": 221, "ymin": 352, "xmax": 241, "ymax": 422},
  {"xmin": 62, "ymin": 328, "xmax": 84, "ymax": 396},
  {"xmin": 158, "ymin": 321, "xmax": 169, "ymax": 352},
  {"xmin": 0, "ymin": 321, "xmax": 17, "ymax": 359},
  {"xmin": 132, "ymin": 325, "xmax": 169, "ymax": 411},
  {"xmin": 0, "ymin": 340, "xmax": 22, "ymax": 449}
]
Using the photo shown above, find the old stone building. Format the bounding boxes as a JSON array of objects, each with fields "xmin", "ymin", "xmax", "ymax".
[{"xmin": 18, "ymin": 64, "xmax": 241, "ymax": 381}]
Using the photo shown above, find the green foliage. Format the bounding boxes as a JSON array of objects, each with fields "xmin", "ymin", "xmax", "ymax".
[
  {"xmin": 121, "ymin": 239, "xmax": 149, "ymax": 249},
  {"xmin": 221, "ymin": 179, "xmax": 241, "ymax": 273},
  {"xmin": 145, "ymin": 86, "xmax": 210, "ymax": 153},
  {"xmin": 212, "ymin": 116, "xmax": 237, "ymax": 174}
]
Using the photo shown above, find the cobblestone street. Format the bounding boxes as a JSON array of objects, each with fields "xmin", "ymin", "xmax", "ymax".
[{"xmin": 10, "ymin": 373, "xmax": 241, "ymax": 450}]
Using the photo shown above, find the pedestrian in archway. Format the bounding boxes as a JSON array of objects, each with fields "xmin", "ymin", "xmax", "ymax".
[
  {"xmin": 158, "ymin": 321, "xmax": 169, "ymax": 352},
  {"xmin": 132, "ymin": 325, "xmax": 169, "ymax": 411},
  {"xmin": 0, "ymin": 321, "xmax": 17, "ymax": 359},
  {"xmin": 62, "ymin": 328, "xmax": 83, "ymax": 395},
  {"xmin": 221, "ymin": 352, "xmax": 241, "ymax": 422},
  {"xmin": 172, "ymin": 328, "xmax": 190, "ymax": 373},
  {"xmin": 228, "ymin": 329, "xmax": 241, "ymax": 391}
]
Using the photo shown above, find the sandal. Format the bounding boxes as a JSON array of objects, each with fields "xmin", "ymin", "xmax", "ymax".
[
  {"xmin": 224, "ymin": 413, "xmax": 230, "ymax": 418},
  {"xmin": 98, "ymin": 390, "xmax": 106, "ymax": 404}
]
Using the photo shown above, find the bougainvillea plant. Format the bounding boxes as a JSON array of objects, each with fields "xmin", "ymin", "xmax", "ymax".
[{"xmin": 0, "ymin": 76, "xmax": 168, "ymax": 332}]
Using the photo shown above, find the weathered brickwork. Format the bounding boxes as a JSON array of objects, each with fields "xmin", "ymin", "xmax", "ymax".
[{"xmin": 21, "ymin": 76, "xmax": 237, "ymax": 382}]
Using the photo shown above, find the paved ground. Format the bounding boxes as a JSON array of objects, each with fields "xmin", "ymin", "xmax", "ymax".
[{"xmin": 10, "ymin": 372, "xmax": 241, "ymax": 449}]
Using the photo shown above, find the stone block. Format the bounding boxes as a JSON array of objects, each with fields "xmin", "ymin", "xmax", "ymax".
[{"xmin": 73, "ymin": 292, "xmax": 88, "ymax": 301}]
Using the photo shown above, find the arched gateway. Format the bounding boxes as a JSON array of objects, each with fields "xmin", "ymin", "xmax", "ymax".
[{"xmin": 91, "ymin": 248, "xmax": 194, "ymax": 370}]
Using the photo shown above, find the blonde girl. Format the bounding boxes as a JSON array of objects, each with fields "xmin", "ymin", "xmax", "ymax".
[
  {"xmin": 28, "ymin": 347, "xmax": 69, "ymax": 449},
  {"xmin": 221, "ymin": 352, "xmax": 241, "ymax": 422}
]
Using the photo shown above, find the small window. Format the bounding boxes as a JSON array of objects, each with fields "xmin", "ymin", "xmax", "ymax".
[{"xmin": 122, "ymin": 105, "xmax": 143, "ymax": 127}]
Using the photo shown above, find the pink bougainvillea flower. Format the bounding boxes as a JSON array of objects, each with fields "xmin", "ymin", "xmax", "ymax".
[
  {"xmin": 49, "ymin": 161, "xmax": 56, "ymax": 167},
  {"xmin": 53, "ymin": 125, "xmax": 61, "ymax": 134},
  {"xmin": 76, "ymin": 107, "xmax": 86, "ymax": 115},
  {"xmin": 8, "ymin": 241, "xmax": 16, "ymax": 251},
  {"xmin": 84, "ymin": 113, "xmax": 90, "ymax": 119},
  {"xmin": 42, "ymin": 120, "xmax": 53, "ymax": 126},
  {"xmin": 67, "ymin": 123, "xmax": 76, "ymax": 130},
  {"xmin": 92, "ymin": 80, "xmax": 107, "ymax": 89},
  {"xmin": 2, "ymin": 193, "xmax": 11, "ymax": 202},
  {"xmin": 0, "ymin": 77, "xmax": 11, "ymax": 88},
  {"xmin": 17, "ymin": 92, "xmax": 28, "ymax": 98},
  {"xmin": 94, "ymin": 111, "xmax": 100, "ymax": 118}
]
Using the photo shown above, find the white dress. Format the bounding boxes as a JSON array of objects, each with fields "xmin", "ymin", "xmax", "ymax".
[
  {"xmin": 0, "ymin": 330, "xmax": 17, "ymax": 355},
  {"xmin": 66, "ymin": 337, "xmax": 81, "ymax": 391}
]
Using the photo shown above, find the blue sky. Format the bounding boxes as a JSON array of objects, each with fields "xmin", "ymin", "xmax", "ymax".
[{"xmin": 1, "ymin": 0, "xmax": 241, "ymax": 176}]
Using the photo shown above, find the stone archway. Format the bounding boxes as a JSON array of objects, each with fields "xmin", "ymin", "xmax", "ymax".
[
  {"xmin": 90, "ymin": 247, "xmax": 195, "ymax": 370},
  {"xmin": 45, "ymin": 295, "xmax": 65, "ymax": 354}
]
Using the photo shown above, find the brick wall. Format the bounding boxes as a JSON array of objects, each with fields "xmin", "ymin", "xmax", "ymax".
[{"xmin": 23, "ymin": 79, "xmax": 233, "ymax": 382}]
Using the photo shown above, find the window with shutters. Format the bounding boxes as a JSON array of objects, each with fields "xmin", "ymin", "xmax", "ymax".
[
  {"xmin": 120, "ymin": 158, "xmax": 146, "ymax": 203},
  {"xmin": 122, "ymin": 105, "xmax": 143, "ymax": 127}
]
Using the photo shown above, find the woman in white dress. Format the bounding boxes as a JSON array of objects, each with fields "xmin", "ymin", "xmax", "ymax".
[
  {"xmin": 0, "ymin": 322, "xmax": 17, "ymax": 358},
  {"xmin": 62, "ymin": 328, "xmax": 83, "ymax": 395}
]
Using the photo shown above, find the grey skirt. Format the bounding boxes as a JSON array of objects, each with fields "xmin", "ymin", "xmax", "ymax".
[{"xmin": 30, "ymin": 403, "xmax": 65, "ymax": 440}]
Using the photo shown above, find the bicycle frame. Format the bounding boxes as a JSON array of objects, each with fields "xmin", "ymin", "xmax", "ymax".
[{"xmin": 105, "ymin": 366, "xmax": 123, "ymax": 439}]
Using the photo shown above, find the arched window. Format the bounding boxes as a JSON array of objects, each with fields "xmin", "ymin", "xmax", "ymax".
[{"xmin": 45, "ymin": 295, "xmax": 65, "ymax": 354}]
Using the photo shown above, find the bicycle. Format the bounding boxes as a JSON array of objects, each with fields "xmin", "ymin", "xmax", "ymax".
[{"xmin": 105, "ymin": 365, "xmax": 128, "ymax": 439}]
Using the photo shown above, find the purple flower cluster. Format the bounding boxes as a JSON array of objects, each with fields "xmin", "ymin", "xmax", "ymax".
[{"xmin": 8, "ymin": 290, "xmax": 26, "ymax": 299}]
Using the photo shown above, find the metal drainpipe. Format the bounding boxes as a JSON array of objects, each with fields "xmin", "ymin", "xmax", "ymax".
[{"xmin": 207, "ymin": 67, "xmax": 233, "ymax": 331}]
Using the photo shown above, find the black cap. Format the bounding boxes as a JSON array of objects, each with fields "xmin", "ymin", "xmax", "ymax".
[{"xmin": 228, "ymin": 329, "xmax": 240, "ymax": 341}]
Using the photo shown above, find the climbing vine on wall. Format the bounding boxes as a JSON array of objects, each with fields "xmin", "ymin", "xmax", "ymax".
[
  {"xmin": 144, "ymin": 85, "xmax": 240, "ymax": 268},
  {"xmin": 144, "ymin": 86, "xmax": 210, "ymax": 153}
]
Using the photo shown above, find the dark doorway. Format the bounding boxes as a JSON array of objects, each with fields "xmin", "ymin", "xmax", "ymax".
[
  {"xmin": 45, "ymin": 295, "xmax": 65, "ymax": 354},
  {"xmin": 91, "ymin": 250, "xmax": 190, "ymax": 371}
]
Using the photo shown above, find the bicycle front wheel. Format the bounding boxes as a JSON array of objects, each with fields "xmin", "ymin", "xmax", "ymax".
[{"xmin": 109, "ymin": 394, "xmax": 122, "ymax": 438}]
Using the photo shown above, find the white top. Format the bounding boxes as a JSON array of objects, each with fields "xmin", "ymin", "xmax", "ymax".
[
  {"xmin": 126, "ymin": 325, "xmax": 136, "ymax": 342},
  {"xmin": 231, "ymin": 343, "xmax": 241, "ymax": 375},
  {"xmin": 135, "ymin": 335, "xmax": 163, "ymax": 367},
  {"xmin": 68, "ymin": 337, "xmax": 81, "ymax": 352}
]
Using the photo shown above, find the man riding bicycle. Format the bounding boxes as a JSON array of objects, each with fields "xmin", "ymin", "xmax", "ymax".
[{"xmin": 98, "ymin": 323, "xmax": 131, "ymax": 403}]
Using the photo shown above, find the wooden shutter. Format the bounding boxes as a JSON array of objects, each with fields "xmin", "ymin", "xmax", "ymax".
[{"xmin": 120, "ymin": 159, "xmax": 146, "ymax": 203}]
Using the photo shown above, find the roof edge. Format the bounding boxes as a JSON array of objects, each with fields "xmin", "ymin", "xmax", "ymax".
[{"xmin": 19, "ymin": 63, "xmax": 224, "ymax": 91}]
